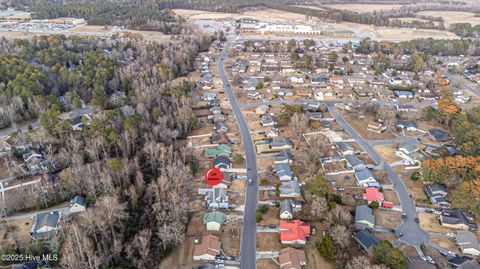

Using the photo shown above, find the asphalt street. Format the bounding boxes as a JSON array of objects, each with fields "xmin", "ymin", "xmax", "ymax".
[
  {"xmin": 218, "ymin": 37, "xmax": 258, "ymax": 269},
  {"xmin": 328, "ymin": 103, "xmax": 429, "ymax": 247}
]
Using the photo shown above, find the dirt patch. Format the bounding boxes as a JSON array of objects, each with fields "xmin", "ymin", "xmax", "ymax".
[
  {"xmin": 257, "ymin": 259, "xmax": 279, "ymax": 269},
  {"xmin": 375, "ymin": 145, "xmax": 401, "ymax": 164},
  {"xmin": 402, "ymin": 175, "xmax": 427, "ymax": 201},
  {"xmin": 383, "ymin": 190, "xmax": 400, "ymax": 205},
  {"xmin": 258, "ymin": 207, "xmax": 280, "ymax": 225},
  {"xmin": 431, "ymin": 235, "xmax": 458, "ymax": 252},
  {"xmin": 419, "ymin": 213, "xmax": 452, "ymax": 233},
  {"xmin": 374, "ymin": 209, "xmax": 402, "ymax": 229},
  {"xmin": 256, "ymin": 232, "xmax": 281, "ymax": 251},
  {"xmin": 158, "ymin": 237, "xmax": 195, "ymax": 269},
  {"xmin": 342, "ymin": 113, "xmax": 395, "ymax": 140}
]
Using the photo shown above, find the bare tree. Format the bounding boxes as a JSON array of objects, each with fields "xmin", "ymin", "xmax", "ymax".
[{"xmin": 311, "ymin": 196, "xmax": 328, "ymax": 219}]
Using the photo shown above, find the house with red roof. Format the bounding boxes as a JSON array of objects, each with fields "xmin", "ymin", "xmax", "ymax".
[
  {"xmin": 329, "ymin": 77, "xmax": 344, "ymax": 85},
  {"xmin": 280, "ymin": 220, "xmax": 311, "ymax": 244},
  {"xmin": 362, "ymin": 187, "xmax": 385, "ymax": 205}
]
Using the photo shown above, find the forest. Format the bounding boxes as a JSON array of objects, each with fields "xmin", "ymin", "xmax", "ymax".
[{"xmin": 0, "ymin": 13, "xmax": 214, "ymax": 267}]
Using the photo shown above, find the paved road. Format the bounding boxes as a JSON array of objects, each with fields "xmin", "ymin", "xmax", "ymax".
[
  {"xmin": 328, "ymin": 103, "xmax": 429, "ymax": 247},
  {"xmin": 367, "ymin": 136, "xmax": 421, "ymax": 146},
  {"xmin": 238, "ymin": 98, "xmax": 431, "ymax": 109},
  {"xmin": 446, "ymin": 73, "xmax": 480, "ymax": 97},
  {"xmin": 218, "ymin": 37, "xmax": 258, "ymax": 269}
]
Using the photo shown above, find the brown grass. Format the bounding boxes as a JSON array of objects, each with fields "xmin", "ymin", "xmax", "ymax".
[
  {"xmin": 325, "ymin": 4, "xmax": 407, "ymax": 13},
  {"xmin": 374, "ymin": 209, "xmax": 402, "ymax": 229},
  {"xmin": 417, "ymin": 11, "xmax": 480, "ymax": 26}
]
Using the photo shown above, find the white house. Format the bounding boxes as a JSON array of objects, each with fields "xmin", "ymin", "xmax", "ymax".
[{"xmin": 69, "ymin": 196, "xmax": 86, "ymax": 214}]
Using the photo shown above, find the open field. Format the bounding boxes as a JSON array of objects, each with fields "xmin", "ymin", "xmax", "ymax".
[
  {"xmin": 325, "ymin": 4, "xmax": 408, "ymax": 13},
  {"xmin": 174, "ymin": 8, "xmax": 306, "ymax": 23},
  {"xmin": 374, "ymin": 209, "xmax": 402, "ymax": 229},
  {"xmin": 294, "ymin": 5, "xmax": 327, "ymax": 11},
  {"xmin": 417, "ymin": 11, "xmax": 480, "ymax": 26},
  {"xmin": 395, "ymin": 17, "xmax": 435, "ymax": 23}
]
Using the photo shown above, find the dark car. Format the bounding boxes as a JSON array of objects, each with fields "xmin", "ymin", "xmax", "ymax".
[
  {"xmin": 402, "ymin": 214, "xmax": 407, "ymax": 221},
  {"xmin": 424, "ymin": 209, "xmax": 433, "ymax": 213},
  {"xmin": 396, "ymin": 232, "xmax": 403, "ymax": 237},
  {"xmin": 415, "ymin": 217, "xmax": 420, "ymax": 223}
]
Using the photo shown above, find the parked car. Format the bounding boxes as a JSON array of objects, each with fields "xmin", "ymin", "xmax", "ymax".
[
  {"xmin": 396, "ymin": 232, "xmax": 403, "ymax": 237},
  {"xmin": 424, "ymin": 209, "xmax": 433, "ymax": 213},
  {"xmin": 402, "ymin": 214, "xmax": 407, "ymax": 221},
  {"xmin": 337, "ymin": 187, "xmax": 346, "ymax": 192},
  {"xmin": 426, "ymin": 256, "xmax": 435, "ymax": 264},
  {"xmin": 415, "ymin": 217, "xmax": 420, "ymax": 223}
]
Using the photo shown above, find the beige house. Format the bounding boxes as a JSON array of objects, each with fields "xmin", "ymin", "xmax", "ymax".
[{"xmin": 193, "ymin": 235, "xmax": 221, "ymax": 261}]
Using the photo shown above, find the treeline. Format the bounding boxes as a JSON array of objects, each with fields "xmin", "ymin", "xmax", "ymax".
[
  {"xmin": 449, "ymin": 23, "xmax": 480, "ymax": 38},
  {"xmin": 356, "ymin": 38, "xmax": 480, "ymax": 56},
  {"xmin": 0, "ymin": 30, "xmax": 212, "ymax": 267},
  {"xmin": 30, "ymin": 1, "xmax": 186, "ymax": 34}
]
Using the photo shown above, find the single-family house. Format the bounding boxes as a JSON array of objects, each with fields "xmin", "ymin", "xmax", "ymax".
[
  {"xmin": 265, "ymin": 128, "xmax": 279, "ymax": 138},
  {"xmin": 346, "ymin": 155, "xmax": 366, "ymax": 171},
  {"xmin": 330, "ymin": 77, "xmax": 344, "ymax": 85},
  {"xmin": 193, "ymin": 235, "xmax": 221, "ymax": 261},
  {"xmin": 201, "ymin": 92, "xmax": 217, "ymax": 101},
  {"xmin": 457, "ymin": 260, "xmax": 480, "ymax": 269},
  {"xmin": 280, "ymin": 181, "xmax": 301, "ymax": 198},
  {"xmin": 355, "ymin": 205, "xmax": 375, "ymax": 229},
  {"xmin": 274, "ymin": 150, "xmax": 293, "ymax": 164},
  {"xmin": 396, "ymin": 120, "xmax": 418, "ymax": 131},
  {"xmin": 205, "ymin": 144, "xmax": 232, "ymax": 158},
  {"xmin": 310, "ymin": 76, "xmax": 328, "ymax": 86},
  {"xmin": 429, "ymin": 128, "xmax": 449, "ymax": 142},
  {"xmin": 256, "ymin": 105, "xmax": 269, "ymax": 115},
  {"xmin": 261, "ymin": 114, "xmax": 277, "ymax": 126},
  {"xmin": 280, "ymin": 220, "xmax": 310, "ymax": 244},
  {"xmin": 290, "ymin": 76, "xmax": 304, "ymax": 84},
  {"xmin": 279, "ymin": 247, "xmax": 307, "ymax": 269},
  {"xmin": 210, "ymin": 106, "xmax": 222, "ymax": 115},
  {"xmin": 362, "ymin": 187, "xmax": 384, "ymax": 205},
  {"xmin": 456, "ymin": 230, "xmax": 480, "ymax": 256},
  {"xmin": 394, "ymin": 90, "xmax": 414, "ymax": 99},
  {"xmin": 214, "ymin": 156, "xmax": 231, "ymax": 170},
  {"xmin": 395, "ymin": 144, "xmax": 423, "ymax": 166},
  {"xmin": 441, "ymin": 209, "xmax": 478, "ymax": 230},
  {"xmin": 367, "ymin": 121, "xmax": 386, "ymax": 133},
  {"xmin": 203, "ymin": 211, "xmax": 227, "ymax": 231},
  {"xmin": 69, "ymin": 196, "xmax": 86, "ymax": 214},
  {"xmin": 206, "ymin": 188, "xmax": 229, "ymax": 209},
  {"xmin": 275, "ymin": 165, "xmax": 293, "ymax": 181},
  {"xmin": 278, "ymin": 88, "xmax": 294, "ymax": 97},
  {"xmin": 211, "ymin": 132, "xmax": 229, "ymax": 144},
  {"xmin": 354, "ymin": 230, "xmax": 380, "ymax": 251},
  {"xmin": 71, "ymin": 114, "xmax": 92, "ymax": 131},
  {"xmin": 336, "ymin": 142, "xmax": 354, "ymax": 155},
  {"xmin": 407, "ymin": 257, "xmax": 437, "ymax": 269},
  {"xmin": 31, "ymin": 211, "xmax": 61, "ymax": 239},
  {"xmin": 448, "ymin": 255, "xmax": 474, "ymax": 268},
  {"xmin": 355, "ymin": 169, "xmax": 378, "ymax": 187},
  {"xmin": 271, "ymin": 137, "xmax": 293, "ymax": 151},
  {"xmin": 280, "ymin": 199, "xmax": 294, "ymax": 220},
  {"xmin": 247, "ymin": 91, "xmax": 262, "ymax": 100},
  {"xmin": 214, "ymin": 122, "xmax": 228, "ymax": 133},
  {"xmin": 425, "ymin": 183, "xmax": 450, "ymax": 208}
]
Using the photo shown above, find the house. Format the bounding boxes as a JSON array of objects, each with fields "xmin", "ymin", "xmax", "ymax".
[
  {"xmin": 346, "ymin": 155, "xmax": 366, "ymax": 171},
  {"xmin": 354, "ymin": 230, "xmax": 380, "ymax": 251},
  {"xmin": 279, "ymin": 247, "xmax": 307, "ymax": 269},
  {"xmin": 279, "ymin": 181, "xmax": 301, "ymax": 198},
  {"xmin": 203, "ymin": 211, "xmax": 227, "ymax": 231},
  {"xmin": 441, "ymin": 209, "xmax": 478, "ymax": 230},
  {"xmin": 449, "ymin": 255, "xmax": 474, "ymax": 268},
  {"xmin": 71, "ymin": 114, "xmax": 92, "ymax": 131},
  {"xmin": 275, "ymin": 165, "xmax": 293, "ymax": 181},
  {"xmin": 214, "ymin": 156, "xmax": 231, "ymax": 170},
  {"xmin": 211, "ymin": 132, "xmax": 229, "ymax": 144},
  {"xmin": 396, "ymin": 144, "xmax": 424, "ymax": 166},
  {"xmin": 456, "ymin": 230, "xmax": 480, "ymax": 256},
  {"xmin": 336, "ymin": 142, "xmax": 354, "ymax": 155},
  {"xmin": 205, "ymin": 144, "xmax": 232, "ymax": 158},
  {"xmin": 278, "ymin": 88, "xmax": 294, "ymax": 97},
  {"xmin": 330, "ymin": 77, "xmax": 344, "ymax": 85},
  {"xmin": 310, "ymin": 75, "xmax": 328, "ymax": 86},
  {"xmin": 201, "ymin": 92, "xmax": 217, "ymax": 101},
  {"xmin": 355, "ymin": 205, "xmax": 375, "ymax": 229},
  {"xmin": 396, "ymin": 120, "xmax": 418, "ymax": 131},
  {"xmin": 265, "ymin": 128, "xmax": 279, "ymax": 138},
  {"xmin": 261, "ymin": 114, "xmax": 276, "ymax": 126},
  {"xmin": 31, "ymin": 211, "xmax": 61, "ymax": 239},
  {"xmin": 425, "ymin": 183, "xmax": 450, "ymax": 208},
  {"xmin": 274, "ymin": 150, "xmax": 293, "ymax": 164},
  {"xmin": 407, "ymin": 256, "xmax": 437, "ymax": 269},
  {"xmin": 308, "ymin": 112, "xmax": 323, "ymax": 121},
  {"xmin": 363, "ymin": 187, "xmax": 384, "ymax": 205},
  {"xmin": 280, "ymin": 199, "xmax": 294, "ymax": 220},
  {"xmin": 193, "ymin": 235, "xmax": 221, "ymax": 261},
  {"xmin": 280, "ymin": 220, "xmax": 310, "ymax": 244},
  {"xmin": 394, "ymin": 90, "xmax": 414, "ymax": 99},
  {"xmin": 256, "ymin": 104, "xmax": 269, "ymax": 115},
  {"xmin": 367, "ymin": 121, "xmax": 386, "ymax": 133},
  {"xmin": 214, "ymin": 122, "xmax": 228, "ymax": 133},
  {"xmin": 206, "ymin": 188, "xmax": 229, "ymax": 209},
  {"xmin": 290, "ymin": 76, "xmax": 304, "ymax": 84},
  {"xmin": 247, "ymin": 91, "xmax": 262, "ymax": 100},
  {"xmin": 210, "ymin": 106, "xmax": 222, "ymax": 115},
  {"xmin": 355, "ymin": 169, "xmax": 378, "ymax": 187},
  {"xmin": 458, "ymin": 260, "xmax": 480, "ymax": 269},
  {"xmin": 69, "ymin": 196, "xmax": 86, "ymax": 214},
  {"xmin": 429, "ymin": 128, "xmax": 449, "ymax": 142},
  {"xmin": 271, "ymin": 137, "xmax": 293, "ymax": 151}
]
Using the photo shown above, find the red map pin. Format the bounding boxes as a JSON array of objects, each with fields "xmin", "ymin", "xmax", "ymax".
[{"xmin": 205, "ymin": 167, "xmax": 223, "ymax": 186}]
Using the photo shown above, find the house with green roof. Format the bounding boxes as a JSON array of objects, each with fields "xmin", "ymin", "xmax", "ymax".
[
  {"xmin": 205, "ymin": 144, "xmax": 232, "ymax": 158},
  {"xmin": 203, "ymin": 211, "xmax": 227, "ymax": 231}
]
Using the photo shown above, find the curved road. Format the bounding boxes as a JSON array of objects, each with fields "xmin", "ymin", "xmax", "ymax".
[
  {"xmin": 218, "ymin": 38, "xmax": 258, "ymax": 269},
  {"xmin": 328, "ymin": 104, "xmax": 429, "ymax": 247}
]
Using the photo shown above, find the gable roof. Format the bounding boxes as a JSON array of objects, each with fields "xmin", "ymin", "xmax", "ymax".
[
  {"xmin": 280, "ymin": 181, "xmax": 301, "ymax": 196},
  {"xmin": 355, "ymin": 205, "xmax": 375, "ymax": 227},
  {"xmin": 280, "ymin": 220, "xmax": 310, "ymax": 242},
  {"xmin": 71, "ymin": 196, "xmax": 86, "ymax": 207},
  {"xmin": 279, "ymin": 247, "xmax": 306, "ymax": 269},
  {"xmin": 275, "ymin": 165, "xmax": 293, "ymax": 178},
  {"xmin": 363, "ymin": 187, "xmax": 384, "ymax": 203},
  {"xmin": 280, "ymin": 199, "xmax": 293, "ymax": 215},
  {"xmin": 354, "ymin": 230, "xmax": 380, "ymax": 250},
  {"xmin": 193, "ymin": 235, "xmax": 221, "ymax": 257},
  {"xmin": 456, "ymin": 230, "xmax": 480, "ymax": 251},
  {"xmin": 203, "ymin": 211, "xmax": 227, "ymax": 224},
  {"xmin": 274, "ymin": 150, "xmax": 293, "ymax": 162},
  {"xmin": 355, "ymin": 169, "xmax": 375, "ymax": 182},
  {"xmin": 346, "ymin": 155, "xmax": 365, "ymax": 168}
]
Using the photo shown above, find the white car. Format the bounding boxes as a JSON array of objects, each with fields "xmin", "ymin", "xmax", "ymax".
[{"xmin": 426, "ymin": 256, "xmax": 435, "ymax": 264}]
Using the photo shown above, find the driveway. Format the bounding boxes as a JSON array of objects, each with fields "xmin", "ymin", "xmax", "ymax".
[{"xmin": 218, "ymin": 35, "xmax": 258, "ymax": 269}]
